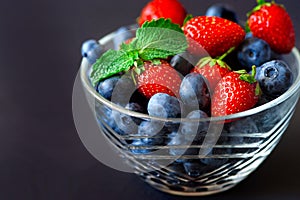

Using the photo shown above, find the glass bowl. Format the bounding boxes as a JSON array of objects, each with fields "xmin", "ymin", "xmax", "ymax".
[{"xmin": 79, "ymin": 26, "xmax": 300, "ymax": 196}]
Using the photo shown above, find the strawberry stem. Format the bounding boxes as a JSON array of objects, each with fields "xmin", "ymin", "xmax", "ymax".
[
  {"xmin": 238, "ymin": 65, "xmax": 257, "ymax": 84},
  {"xmin": 257, "ymin": 0, "xmax": 266, "ymax": 5},
  {"xmin": 218, "ymin": 47, "xmax": 235, "ymax": 61},
  {"xmin": 251, "ymin": 65, "xmax": 256, "ymax": 78}
]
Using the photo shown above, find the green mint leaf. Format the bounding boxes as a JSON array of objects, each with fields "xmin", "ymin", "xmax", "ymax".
[
  {"xmin": 135, "ymin": 18, "xmax": 187, "ymax": 60},
  {"xmin": 135, "ymin": 27, "xmax": 187, "ymax": 60},
  {"xmin": 90, "ymin": 49, "xmax": 135, "ymax": 86},
  {"xmin": 120, "ymin": 38, "xmax": 137, "ymax": 51},
  {"xmin": 141, "ymin": 18, "xmax": 183, "ymax": 33},
  {"xmin": 90, "ymin": 19, "xmax": 188, "ymax": 86}
]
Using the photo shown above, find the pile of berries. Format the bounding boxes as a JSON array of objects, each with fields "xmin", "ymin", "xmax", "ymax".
[{"xmin": 81, "ymin": 0, "xmax": 296, "ymax": 171}]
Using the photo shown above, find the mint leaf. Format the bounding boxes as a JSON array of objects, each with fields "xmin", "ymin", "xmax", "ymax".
[
  {"xmin": 136, "ymin": 18, "xmax": 187, "ymax": 60},
  {"xmin": 135, "ymin": 26, "xmax": 187, "ymax": 60},
  {"xmin": 90, "ymin": 49, "xmax": 135, "ymax": 86},
  {"xmin": 141, "ymin": 18, "xmax": 183, "ymax": 33},
  {"xmin": 120, "ymin": 38, "xmax": 137, "ymax": 51},
  {"xmin": 90, "ymin": 19, "xmax": 188, "ymax": 86}
]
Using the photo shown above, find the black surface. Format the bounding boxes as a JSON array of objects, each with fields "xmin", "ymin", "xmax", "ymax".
[{"xmin": 1, "ymin": 0, "xmax": 300, "ymax": 199}]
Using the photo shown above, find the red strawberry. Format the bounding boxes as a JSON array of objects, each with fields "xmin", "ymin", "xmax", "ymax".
[
  {"xmin": 212, "ymin": 68, "xmax": 260, "ymax": 117},
  {"xmin": 191, "ymin": 56, "xmax": 231, "ymax": 90},
  {"xmin": 247, "ymin": 0, "xmax": 295, "ymax": 54},
  {"xmin": 138, "ymin": 0, "xmax": 187, "ymax": 27},
  {"xmin": 183, "ymin": 16, "xmax": 245, "ymax": 57},
  {"xmin": 136, "ymin": 60, "xmax": 182, "ymax": 99}
]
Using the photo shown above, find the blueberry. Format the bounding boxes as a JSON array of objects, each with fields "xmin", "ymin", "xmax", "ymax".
[
  {"xmin": 110, "ymin": 75, "xmax": 136, "ymax": 106},
  {"xmin": 137, "ymin": 120, "xmax": 167, "ymax": 146},
  {"xmin": 168, "ymin": 110, "xmax": 209, "ymax": 161},
  {"xmin": 130, "ymin": 120, "xmax": 168, "ymax": 154},
  {"xmin": 200, "ymin": 148, "xmax": 231, "ymax": 167},
  {"xmin": 168, "ymin": 131, "xmax": 198, "ymax": 161},
  {"xmin": 111, "ymin": 102, "xmax": 143, "ymax": 135},
  {"xmin": 205, "ymin": 4, "xmax": 238, "ymax": 23},
  {"xmin": 251, "ymin": 108, "xmax": 281, "ymax": 132},
  {"xmin": 138, "ymin": 120, "xmax": 164, "ymax": 136},
  {"xmin": 179, "ymin": 73, "xmax": 211, "ymax": 113},
  {"xmin": 245, "ymin": 32, "xmax": 253, "ymax": 39},
  {"xmin": 256, "ymin": 93, "xmax": 275, "ymax": 106},
  {"xmin": 237, "ymin": 37, "xmax": 271, "ymax": 72},
  {"xmin": 180, "ymin": 110, "xmax": 209, "ymax": 137},
  {"xmin": 256, "ymin": 60, "xmax": 293, "ymax": 98},
  {"xmin": 125, "ymin": 102, "xmax": 145, "ymax": 124},
  {"xmin": 183, "ymin": 161, "xmax": 207, "ymax": 177},
  {"xmin": 130, "ymin": 140, "xmax": 151, "ymax": 154},
  {"xmin": 170, "ymin": 53, "xmax": 197, "ymax": 76},
  {"xmin": 113, "ymin": 26, "xmax": 134, "ymax": 49},
  {"xmin": 81, "ymin": 39, "xmax": 103, "ymax": 64},
  {"xmin": 95, "ymin": 104, "xmax": 116, "ymax": 130},
  {"xmin": 97, "ymin": 76, "xmax": 120, "ymax": 100},
  {"xmin": 147, "ymin": 93, "xmax": 181, "ymax": 118},
  {"xmin": 228, "ymin": 117, "xmax": 260, "ymax": 144}
]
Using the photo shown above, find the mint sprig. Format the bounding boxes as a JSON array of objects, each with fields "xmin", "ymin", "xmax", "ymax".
[
  {"xmin": 90, "ymin": 19, "xmax": 188, "ymax": 86},
  {"xmin": 90, "ymin": 49, "xmax": 137, "ymax": 86}
]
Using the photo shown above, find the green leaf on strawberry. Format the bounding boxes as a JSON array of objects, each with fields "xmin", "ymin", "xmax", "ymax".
[{"xmin": 90, "ymin": 18, "xmax": 187, "ymax": 86}]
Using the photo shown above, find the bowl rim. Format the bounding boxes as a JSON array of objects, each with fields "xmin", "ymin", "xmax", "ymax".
[{"xmin": 80, "ymin": 28, "xmax": 300, "ymax": 123}]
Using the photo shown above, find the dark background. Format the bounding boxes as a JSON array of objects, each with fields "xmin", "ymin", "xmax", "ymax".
[{"xmin": 1, "ymin": 0, "xmax": 300, "ymax": 199}]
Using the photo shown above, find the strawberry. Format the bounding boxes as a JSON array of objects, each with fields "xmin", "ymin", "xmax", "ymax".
[
  {"xmin": 136, "ymin": 60, "xmax": 182, "ymax": 99},
  {"xmin": 183, "ymin": 16, "xmax": 245, "ymax": 58},
  {"xmin": 191, "ymin": 55, "xmax": 232, "ymax": 90},
  {"xmin": 212, "ymin": 67, "xmax": 260, "ymax": 117},
  {"xmin": 247, "ymin": 0, "xmax": 295, "ymax": 54},
  {"xmin": 138, "ymin": 0, "xmax": 187, "ymax": 27}
]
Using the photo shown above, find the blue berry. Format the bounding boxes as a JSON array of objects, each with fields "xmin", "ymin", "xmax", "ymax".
[
  {"xmin": 130, "ymin": 140, "xmax": 151, "ymax": 154},
  {"xmin": 130, "ymin": 120, "xmax": 167, "ymax": 154},
  {"xmin": 126, "ymin": 102, "xmax": 145, "ymax": 123},
  {"xmin": 168, "ymin": 110, "xmax": 209, "ymax": 162},
  {"xmin": 183, "ymin": 161, "xmax": 207, "ymax": 177},
  {"xmin": 180, "ymin": 110, "xmax": 209, "ymax": 137},
  {"xmin": 237, "ymin": 37, "xmax": 271, "ymax": 72},
  {"xmin": 81, "ymin": 39, "xmax": 103, "ymax": 64},
  {"xmin": 110, "ymin": 76, "xmax": 136, "ymax": 106},
  {"xmin": 97, "ymin": 76, "xmax": 120, "ymax": 100},
  {"xmin": 147, "ymin": 93, "xmax": 181, "ymax": 118},
  {"xmin": 170, "ymin": 53, "xmax": 197, "ymax": 76},
  {"xmin": 168, "ymin": 131, "xmax": 197, "ymax": 161},
  {"xmin": 205, "ymin": 4, "xmax": 238, "ymax": 23},
  {"xmin": 251, "ymin": 108, "xmax": 281, "ymax": 132},
  {"xmin": 96, "ymin": 104, "xmax": 116, "ymax": 130},
  {"xmin": 179, "ymin": 73, "xmax": 210, "ymax": 113},
  {"xmin": 113, "ymin": 26, "xmax": 134, "ymax": 49},
  {"xmin": 111, "ymin": 102, "xmax": 144, "ymax": 135},
  {"xmin": 256, "ymin": 60, "xmax": 293, "ymax": 98},
  {"xmin": 245, "ymin": 32, "xmax": 253, "ymax": 39},
  {"xmin": 228, "ymin": 117, "xmax": 260, "ymax": 144},
  {"xmin": 200, "ymin": 148, "xmax": 231, "ymax": 167},
  {"xmin": 138, "ymin": 120, "xmax": 165, "ymax": 137}
]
